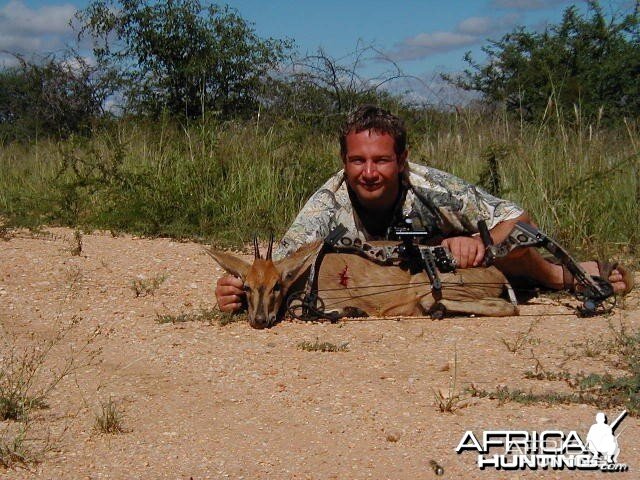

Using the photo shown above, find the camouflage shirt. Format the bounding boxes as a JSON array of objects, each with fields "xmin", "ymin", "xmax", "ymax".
[{"xmin": 274, "ymin": 162, "xmax": 524, "ymax": 260}]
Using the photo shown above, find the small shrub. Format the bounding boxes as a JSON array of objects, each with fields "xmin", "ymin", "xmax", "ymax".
[
  {"xmin": 69, "ymin": 229, "xmax": 82, "ymax": 256},
  {"xmin": 0, "ymin": 319, "xmax": 90, "ymax": 421},
  {"xmin": 0, "ymin": 424, "xmax": 31, "ymax": 469},
  {"xmin": 0, "ymin": 225, "xmax": 12, "ymax": 241},
  {"xmin": 0, "ymin": 317, "xmax": 99, "ymax": 469}
]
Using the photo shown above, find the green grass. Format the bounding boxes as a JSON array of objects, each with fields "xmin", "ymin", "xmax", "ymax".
[
  {"xmin": 473, "ymin": 321, "xmax": 640, "ymax": 415},
  {"xmin": 0, "ymin": 111, "xmax": 638, "ymax": 258}
]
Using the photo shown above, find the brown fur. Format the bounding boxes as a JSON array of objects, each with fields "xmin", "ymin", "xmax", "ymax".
[{"xmin": 208, "ymin": 241, "xmax": 518, "ymax": 329}]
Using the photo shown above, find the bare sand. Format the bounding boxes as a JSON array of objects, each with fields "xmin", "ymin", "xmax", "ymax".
[{"xmin": 1, "ymin": 228, "xmax": 638, "ymax": 479}]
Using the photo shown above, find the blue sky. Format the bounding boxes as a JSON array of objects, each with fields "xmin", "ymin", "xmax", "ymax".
[{"xmin": 0, "ymin": 0, "xmax": 633, "ymax": 103}]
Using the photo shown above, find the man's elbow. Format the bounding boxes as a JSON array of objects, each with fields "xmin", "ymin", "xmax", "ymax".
[{"xmin": 514, "ymin": 211, "xmax": 534, "ymax": 226}]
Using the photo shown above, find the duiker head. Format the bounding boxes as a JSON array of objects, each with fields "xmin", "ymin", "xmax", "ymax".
[{"xmin": 207, "ymin": 237, "xmax": 320, "ymax": 329}]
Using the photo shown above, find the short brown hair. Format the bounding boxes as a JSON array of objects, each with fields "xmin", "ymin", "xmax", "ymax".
[{"xmin": 339, "ymin": 105, "xmax": 407, "ymax": 157}]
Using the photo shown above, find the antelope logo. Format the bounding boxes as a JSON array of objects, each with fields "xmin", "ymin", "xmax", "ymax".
[
  {"xmin": 208, "ymin": 237, "xmax": 518, "ymax": 329},
  {"xmin": 207, "ymin": 237, "xmax": 321, "ymax": 329}
]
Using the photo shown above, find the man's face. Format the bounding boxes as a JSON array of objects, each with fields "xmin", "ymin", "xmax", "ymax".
[{"xmin": 343, "ymin": 129, "xmax": 407, "ymax": 211}]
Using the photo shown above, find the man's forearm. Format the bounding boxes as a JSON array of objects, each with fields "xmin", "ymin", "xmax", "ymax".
[{"xmin": 487, "ymin": 212, "xmax": 532, "ymax": 245}]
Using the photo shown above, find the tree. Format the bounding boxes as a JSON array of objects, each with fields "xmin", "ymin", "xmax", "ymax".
[
  {"xmin": 0, "ymin": 53, "xmax": 112, "ymax": 142},
  {"xmin": 263, "ymin": 45, "xmax": 408, "ymax": 129},
  {"xmin": 445, "ymin": 1, "xmax": 640, "ymax": 121},
  {"xmin": 75, "ymin": 0, "xmax": 292, "ymax": 118}
]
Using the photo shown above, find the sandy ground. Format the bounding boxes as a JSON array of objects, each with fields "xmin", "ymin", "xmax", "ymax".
[{"xmin": 1, "ymin": 227, "xmax": 638, "ymax": 480}]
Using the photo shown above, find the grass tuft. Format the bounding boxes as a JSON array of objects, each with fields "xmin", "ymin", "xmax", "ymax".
[
  {"xmin": 433, "ymin": 349, "xmax": 467, "ymax": 413},
  {"xmin": 0, "ymin": 424, "xmax": 32, "ymax": 469},
  {"xmin": 155, "ymin": 308, "xmax": 247, "ymax": 326},
  {"xmin": 297, "ymin": 338, "xmax": 349, "ymax": 352},
  {"xmin": 500, "ymin": 320, "xmax": 540, "ymax": 353},
  {"xmin": 94, "ymin": 398, "xmax": 125, "ymax": 434},
  {"xmin": 468, "ymin": 384, "xmax": 584, "ymax": 407},
  {"xmin": 131, "ymin": 273, "xmax": 167, "ymax": 297},
  {"xmin": 216, "ymin": 311, "xmax": 248, "ymax": 327}
]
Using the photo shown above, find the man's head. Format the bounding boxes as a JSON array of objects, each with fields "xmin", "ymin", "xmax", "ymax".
[
  {"xmin": 339, "ymin": 105, "xmax": 408, "ymax": 211},
  {"xmin": 339, "ymin": 105, "xmax": 407, "ymax": 158}
]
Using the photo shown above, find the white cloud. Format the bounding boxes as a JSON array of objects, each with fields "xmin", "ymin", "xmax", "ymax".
[
  {"xmin": 384, "ymin": 70, "xmax": 481, "ymax": 108},
  {"xmin": 385, "ymin": 13, "xmax": 522, "ymax": 61},
  {"xmin": 491, "ymin": 0, "xmax": 569, "ymax": 10},
  {"xmin": 457, "ymin": 17, "xmax": 496, "ymax": 35},
  {"xmin": 60, "ymin": 54, "xmax": 96, "ymax": 72},
  {"xmin": 405, "ymin": 31, "xmax": 477, "ymax": 49},
  {"xmin": 0, "ymin": 32, "xmax": 44, "ymax": 52},
  {"xmin": 0, "ymin": 51, "xmax": 20, "ymax": 67},
  {"xmin": 0, "ymin": 0, "xmax": 76, "ymax": 54}
]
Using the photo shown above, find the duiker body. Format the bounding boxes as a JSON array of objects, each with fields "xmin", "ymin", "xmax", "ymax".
[{"xmin": 207, "ymin": 239, "xmax": 518, "ymax": 329}]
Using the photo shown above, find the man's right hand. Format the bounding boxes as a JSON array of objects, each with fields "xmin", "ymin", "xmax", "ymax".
[{"xmin": 215, "ymin": 275, "xmax": 245, "ymax": 312}]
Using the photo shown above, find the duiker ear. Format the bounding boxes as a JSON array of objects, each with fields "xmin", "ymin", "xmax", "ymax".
[
  {"xmin": 275, "ymin": 241, "xmax": 323, "ymax": 287},
  {"xmin": 205, "ymin": 248, "xmax": 251, "ymax": 280}
]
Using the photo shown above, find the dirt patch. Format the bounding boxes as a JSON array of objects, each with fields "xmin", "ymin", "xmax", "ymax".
[{"xmin": 1, "ymin": 228, "xmax": 638, "ymax": 479}]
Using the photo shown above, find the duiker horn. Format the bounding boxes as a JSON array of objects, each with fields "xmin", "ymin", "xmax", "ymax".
[
  {"xmin": 253, "ymin": 237, "xmax": 261, "ymax": 259},
  {"xmin": 266, "ymin": 232, "xmax": 274, "ymax": 260}
]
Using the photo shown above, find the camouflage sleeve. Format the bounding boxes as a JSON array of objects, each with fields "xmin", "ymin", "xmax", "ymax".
[
  {"xmin": 446, "ymin": 177, "xmax": 524, "ymax": 232},
  {"xmin": 273, "ymin": 188, "xmax": 342, "ymax": 260},
  {"xmin": 463, "ymin": 184, "xmax": 524, "ymax": 231},
  {"xmin": 419, "ymin": 167, "xmax": 524, "ymax": 233}
]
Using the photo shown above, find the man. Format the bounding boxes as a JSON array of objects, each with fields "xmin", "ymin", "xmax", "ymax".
[{"xmin": 216, "ymin": 105, "xmax": 631, "ymax": 312}]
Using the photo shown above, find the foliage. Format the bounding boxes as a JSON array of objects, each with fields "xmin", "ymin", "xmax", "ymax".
[
  {"xmin": 75, "ymin": 0, "xmax": 292, "ymax": 118},
  {"xmin": 0, "ymin": 318, "xmax": 100, "ymax": 469},
  {"xmin": 446, "ymin": 1, "xmax": 640, "ymax": 121},
  {"xmin": 0, "ymin": 53, "xmax": 112, "ymax": 142},
  {"xmin": 0, "ymin": 110, "xmax": 638, "ymax": 258}
]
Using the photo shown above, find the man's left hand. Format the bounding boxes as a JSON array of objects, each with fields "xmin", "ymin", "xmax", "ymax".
[{"xmin": 441, "ymin": 236, "xmax": 485, "ymax": 269}]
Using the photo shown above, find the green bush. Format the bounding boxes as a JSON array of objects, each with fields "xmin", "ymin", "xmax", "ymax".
[{"xmin": 446, "ymin": 1, "xmax": 640, "ymax": 123}]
